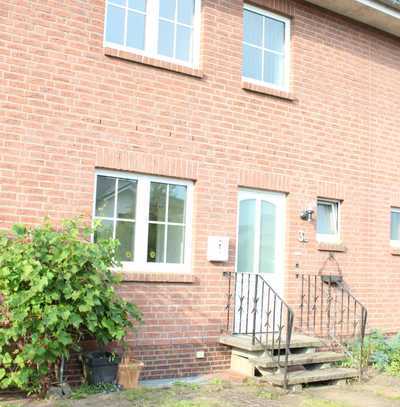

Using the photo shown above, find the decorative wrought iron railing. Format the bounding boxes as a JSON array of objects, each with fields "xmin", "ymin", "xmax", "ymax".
[
  {"xmin": 296, "ymin": 273, "xmax": 368, "ymax": 377},
  {"xmin": 225, "ymin": 272, "xmax": 294, "ymax": 388}
]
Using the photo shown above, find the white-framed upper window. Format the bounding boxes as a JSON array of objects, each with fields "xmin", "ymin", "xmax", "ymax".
[
  {"xmin": 317, "ymin": 199, "xmax": 340, "ymax": 243},
  {"xmin": 104, "ymin": 0, "xmax": 201, "ymax": 67},
  {"xmin": 391, "ymin": 208, "xmax": 400, "ymax": 247},
  {"xmin": 93, "ymin": 170, "xmax": 193, "ymax": 272},
  {"xmin": 242, "ymin": 4, "xmax": 290, "ymax": 91}
]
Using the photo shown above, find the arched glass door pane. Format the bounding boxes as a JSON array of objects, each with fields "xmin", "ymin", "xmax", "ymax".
[
  {"xmin": 259, "ymin": 200, "xmax": 276, "ymax": 273},
  {"xmin": 237, "ymin": 199, "xmax": 256, "ymax": 273}
]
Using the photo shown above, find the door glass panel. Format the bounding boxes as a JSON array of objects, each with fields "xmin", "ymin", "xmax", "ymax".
[
  {"xmin": 237, "ymin": 199, "xmax": 256, "ymax": 273},
  {"xmin": 259, "ymin": 201, "xmax": 276, "ymax": 273}
]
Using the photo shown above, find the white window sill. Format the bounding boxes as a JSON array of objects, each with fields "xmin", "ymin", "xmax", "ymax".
[
  {"xmin": 104, "ymin": 47, "xmax": 204, "ymax": 79},
  {"xmin": 242, "ymin": 80, "xmax": 296, "ymax": 101},
  {"xmin": 317, "ymin": 242, "xmax": 347, "ymax": 253},
  {"xmin": 390, "ymin": 242, "xmax": 400, "ymax": 255}
]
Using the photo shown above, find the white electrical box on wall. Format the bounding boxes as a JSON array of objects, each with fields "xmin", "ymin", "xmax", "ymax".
[{"xmin": 207, "ymin": 236, "xmax": 229, "ymax": 262}]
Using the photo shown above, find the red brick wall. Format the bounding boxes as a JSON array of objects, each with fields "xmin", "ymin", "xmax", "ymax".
[{"xmin": 1, "ymin": 0, "xmax": 400, "ymax": 380}]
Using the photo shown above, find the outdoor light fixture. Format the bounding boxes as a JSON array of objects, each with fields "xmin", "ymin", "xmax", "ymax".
[{"xmin": 300, "ymin": 208, "xmax": 314, "ymax": 222}]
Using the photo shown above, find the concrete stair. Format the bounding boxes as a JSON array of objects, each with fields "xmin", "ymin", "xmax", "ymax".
[
  {"xmin": 220, "ymin": 334, "xmax": 323, "ymax": 351},
  {"xmin": 219, "ymin": 334, "xmax": 358, "ymax": 388},
  {"xmin": 251, "ymin": 351, "xmax": 345, "ymax": 368},
  {"xmin": 266, "ymin": 367, "xmax": 359, "ymax": 386}
]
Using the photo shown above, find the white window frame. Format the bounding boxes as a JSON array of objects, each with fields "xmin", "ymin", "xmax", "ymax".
[
  {"xmin": 93, "ymin": 169, "xmax": 193, "ymax": 273},
  {"xmin": 103, "ymin": 0, "xmax": 202, "ymax": 68},
  {"xmin": 242, "ymin": 4, "xmax": 291, "ymax": 92},
  {"xmin": 391, "ymin": 207, "xmax": 400, "ymax": 247},
  {"xmin": 317, "ymin": 199, "xmax": 341, "ymax": 244}
]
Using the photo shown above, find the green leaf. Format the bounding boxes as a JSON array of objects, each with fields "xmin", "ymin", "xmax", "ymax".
[
  {"xmin": 12, "ymin": 224, "xmax": 27, "ymax": 237},
  {"xmin": 0, "ymin": 217, "xmax": 141, "ymax": 394}
]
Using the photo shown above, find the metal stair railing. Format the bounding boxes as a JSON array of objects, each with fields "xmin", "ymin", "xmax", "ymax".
[
  {"xmin": 224, "ymin": 272, "xmax": 294, "ymax": 389},
  {"xmin": 296, "ymin": 273, "xmax": 368, "ymax": 378}
]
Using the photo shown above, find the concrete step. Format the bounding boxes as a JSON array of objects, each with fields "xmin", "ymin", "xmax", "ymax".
[
  {"xmin": 265, "ymin": 367, "xmax": 359, "ymax": 386},
  {"xmin": 251, "ymin": 351, "xmax": 345, "ymax": 368},
  {"xmin": 219, "ymin": 334, "xmax": 324, "ymax": 352}
]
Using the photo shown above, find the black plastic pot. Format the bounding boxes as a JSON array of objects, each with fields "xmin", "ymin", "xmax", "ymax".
[
  {"xmin": 320, "ymin": 275, "xmax": 343, "ymax": 285},
  {"xmin": 82, "ymin": 352, "xmax": 121, "ymax": 385}
]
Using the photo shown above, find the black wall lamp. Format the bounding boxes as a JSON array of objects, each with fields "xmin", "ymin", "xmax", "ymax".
[{"xmin": 300, "ymin": 208, "xmax": 314, "ymax": 222}]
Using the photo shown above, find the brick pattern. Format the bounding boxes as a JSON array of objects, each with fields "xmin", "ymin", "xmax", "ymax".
[
  {"xmin": 120, "ymin": 272, "xmax": 198, "ymax": 284},
  {"xmin": 133, "ymin": 343, "xmax": 231, "ymax": 380},
  {"xmin": 1, "ymin": 0, "xmax": 400, "ymax": 382}
]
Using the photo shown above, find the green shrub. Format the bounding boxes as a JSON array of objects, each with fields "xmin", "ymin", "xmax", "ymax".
[
  {"xmin": 343, "ymin": 330, "xmax": 400, "ymax": 376},
  {"xmin": 0, "ymin": 219, "xmax": 142, "ymax": 394}
]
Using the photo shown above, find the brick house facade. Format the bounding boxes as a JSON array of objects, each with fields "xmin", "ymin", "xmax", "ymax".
[{"xmin": 1, "ymin": 0, "xmax": 400, "ymax": 381}]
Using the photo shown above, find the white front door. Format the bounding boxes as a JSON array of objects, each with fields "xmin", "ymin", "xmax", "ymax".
[{"xmin": 234, "ymin": 189, "xmax": 286, "ymax": 334}]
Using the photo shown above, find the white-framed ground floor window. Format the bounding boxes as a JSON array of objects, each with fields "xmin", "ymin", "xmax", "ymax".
[
  {"xmin": 391, "ymin": 207, "xmax": 400, "ymax": 247},
  {"xmin": 93, "ymin": 169, "xmax": 193, "ymax": 272},
  {"xmin": 317, "ymin": 198, "xmax": 340, "ymax": 243}
]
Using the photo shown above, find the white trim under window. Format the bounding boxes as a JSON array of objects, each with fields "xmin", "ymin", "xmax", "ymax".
[
  {"xmin": 242, "ymin": 4, "xmax": 291, "ymax": 91},
  {"xmin": 93, "ymin": 169, "xmax": 193, "ymax": 273},
  {"xmin": 391, "ymin": 207, "xmax": 400, "ymax": 247},
  {"xmin": 317, "ymin": 199, "xmax": 341, "ymax": 243},
  {"xmin": 103, "ymin": 0, "xmax": 201, "ymax": 68}
]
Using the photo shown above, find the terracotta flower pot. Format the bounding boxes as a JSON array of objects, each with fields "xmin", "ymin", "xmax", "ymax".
[{"xmin": 117, "ymin": 359, "xmax": 144, "ymax": 389}]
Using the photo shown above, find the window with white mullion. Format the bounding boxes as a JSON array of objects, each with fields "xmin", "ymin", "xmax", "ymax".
[
  {"xmin": 243, "ymin": 4, "xmax": 289, "ymax": 89},
  {"xmin": 317, "ymin": 199, "xmax": 340, "ymax": 243},
  {"xmin": 158, "ymin": 0, "xmax": 194, "ymax": 62},
  {"xmin": 391, "ymin": 208, "xmax": 400, "ymax": 246},
  {"xmin": 94, "ymin": 171, "xmax": 190, "ymax": 270},
  {"xmin": 163, "ymin": 184, "xmax": 171, "ymax": 263},
  {"xmin": 147, "ymin": 181, "xmax": 187, "ymax": 264},
  {"xmin": 105, "ymin": 0, "xmax": 197, "ymax": 65},
  {"xmin": 105, "ymin": 0, "xmax": 147, "ymax": 51},
  {"xmin": 94, "ymin": 175, "xmax": 137, "ymax": 262}
]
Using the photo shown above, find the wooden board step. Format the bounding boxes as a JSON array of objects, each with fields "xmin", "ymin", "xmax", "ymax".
[
  {"xmin": 251, "ymin": 351, "xmax": 345, "ymax": 368},
  {"xmin": 219, "ymin": 334, "xmax": 324, "ymax": 352},
  {"xmin": 265, "ymin": 367, "xmax": 359, "ymax": 386}
]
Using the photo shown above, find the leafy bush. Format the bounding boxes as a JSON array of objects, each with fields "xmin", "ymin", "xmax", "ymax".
[
  {"xmin": 343, "ymin": 330, "xmax": 400, "ymax": 376},
  {"xmin": 0, "ymin": 219, "xmax": 142, "ymax": 394}
]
